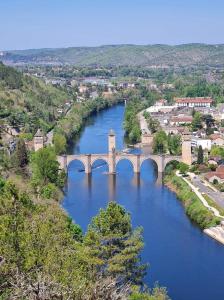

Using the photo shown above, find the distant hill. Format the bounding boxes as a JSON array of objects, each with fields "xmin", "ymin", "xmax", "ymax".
[{"xmin": 2, "ymin": 44, "xmax": 224, "ymax": 67}]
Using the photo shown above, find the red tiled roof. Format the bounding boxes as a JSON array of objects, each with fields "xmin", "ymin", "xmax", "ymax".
[
  {"xmin": 210, "ymin": 134, "xmax": 223, "ymax": 141},
  {"xmin": 216, "ymin": 165, "xmax": 224, "ymax": 174},
  {"xmin": 175, "ymin": 97, "xmax": 213, "ymax": 104},
  {"xmin": 205, "ymin": 165, "xmax": 224, "ymax": 180},
  {"xmin": 171, "ymin": 116, "xmax": 193, "ymax": 122}
]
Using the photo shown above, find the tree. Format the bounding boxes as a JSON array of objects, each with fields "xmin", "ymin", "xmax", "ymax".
[
  {"xmin": 167, "ymin": 134, "xmax": 181, "ymax": 155},
  {"xmin": 153, "ymin": 130, "xmax": 168, "ymax": 154},
  {"xmin": 178, "ymin": 162, "xmax": 189, "ymax": 175},
  {"xmin": 84, "ymin": 202, "xmax": 146, "ymax": 286},
  {"xmin": 197, "ymin": 145, "xmax": 204, "ymax": 164},
  {"xmin": 192, "ymin": 112, "xmax": 202, "ymax": 131},
  {"xmin": 31, "ymin": 146, "xmax": 60, "ymax": 187},
  {"xmin": 14, "ymin": 138, "xmax": 28, "ymax": 171},
  {"xmin": 53, "ymin": 133, "xmax": 66, "ymax": 155}
]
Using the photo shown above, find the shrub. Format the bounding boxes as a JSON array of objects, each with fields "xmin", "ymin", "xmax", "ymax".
[{"xmin": 40, "ymin": 183, "xmax": 58, "ymax": 199}]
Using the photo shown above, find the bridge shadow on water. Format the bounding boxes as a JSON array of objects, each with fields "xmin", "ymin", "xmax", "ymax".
[{"xmin": 66, "ymin": 158, "xmax": 163, "ymax": 203}]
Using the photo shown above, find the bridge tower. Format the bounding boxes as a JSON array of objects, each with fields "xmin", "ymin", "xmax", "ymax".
[
  {"xmin": 182, "ymin": 129, "xmax": 192, "ymax": 165},
  {"xmin": 108, "ymin": 129, "xmax": 116, "ymax": 173}
]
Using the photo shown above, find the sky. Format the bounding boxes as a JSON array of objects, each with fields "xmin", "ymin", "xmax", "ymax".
[{"xmin": 0, "ymin": 0, "xmax": 224, "ymax": 50}]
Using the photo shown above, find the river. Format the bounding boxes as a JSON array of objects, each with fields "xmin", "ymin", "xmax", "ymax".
[{"xmin": 63, "ymin": 104, "xmax": 224, "ymax": 300}]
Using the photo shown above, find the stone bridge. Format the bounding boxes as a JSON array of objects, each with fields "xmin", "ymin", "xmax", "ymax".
[
  {"xmin": 57, "ymin": 152, "xmax": 183, "ymax": 174},
  {"xmin": 58, "ymin": 129, "xmax": 192, "ymax": 175}
]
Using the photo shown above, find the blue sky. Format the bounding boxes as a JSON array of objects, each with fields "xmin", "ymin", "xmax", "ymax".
[{"xmin": 0, "ymin": 0, "xmax": 224, "ymax": 50}]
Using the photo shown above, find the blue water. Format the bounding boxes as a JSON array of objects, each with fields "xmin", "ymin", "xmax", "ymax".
[{"xmin": 63, "ymin": 104, "xmax": 224, "ymax": 300}]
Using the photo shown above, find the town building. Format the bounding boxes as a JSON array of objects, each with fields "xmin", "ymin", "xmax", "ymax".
[
  {"xmin": 210, "ymin": 134, "xmax": 224, "ymax": 146},
  {"xmin": 205, "ymin": 165, "xmax": 224, "ymax": 184},
  {"xmin": 34, "ymin": 129, "xmax": 44, "ymax": 152},
  {"xmin": 175, "ymin": 97, "xmax": 213, "ymax": 108},
  {"xmin": 170, "ymin": 115, "xmax": 193, "ymax": 126},
  {"xmin": 155, "ymin": 99, "xmax": 167, "ymax": 106},
  {"xmin": 191, "ymin": 138, "xmax": 211, "ymax": 151}
]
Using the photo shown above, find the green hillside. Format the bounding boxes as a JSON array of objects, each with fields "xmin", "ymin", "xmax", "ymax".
[
  {"xmin": 0, "ymin": 62, "xmax": 70, "ymax": 133},
  {"xmin": 3, "ymin": 44, "xmax": 224, "ymax": 67}
]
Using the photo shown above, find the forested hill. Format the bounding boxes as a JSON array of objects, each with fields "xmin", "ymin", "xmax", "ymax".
[
  {"xmin": 0, "ymin": 62, "xmax": 70, "ymax": 133},
  {"xmin": 2, "ymin": 44, "xmax": 224, "ymax": 67}
]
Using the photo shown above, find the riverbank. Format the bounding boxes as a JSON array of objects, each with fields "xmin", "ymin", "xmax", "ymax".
[
  {"xmin": 164, "ymin": 173, "xmax": 221, "ymax": 229},
  {"xmin": 55, "ymin": 97, "xmax": 122, "ymax": 143}
]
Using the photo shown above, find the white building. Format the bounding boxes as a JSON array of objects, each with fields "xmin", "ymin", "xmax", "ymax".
[
  {"xmin": 191, "ymin": 138, "xmax": 211, "ymax": 151},
  {"xmin": 175, "ymin": 97, "xmax": 213, "ymax": 108}
]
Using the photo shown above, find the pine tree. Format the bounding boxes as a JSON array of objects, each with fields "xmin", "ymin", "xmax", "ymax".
[
  {"xmin": 14, "ymin": 138, "xmax": 28, "ymax": 171},
  {"xmin": 84, "ymin": 202, "xmax": 147, "ymax": 286},
  {"xmin": 197, "ymin": 145, "xmax": 204, "ymax": 164}
]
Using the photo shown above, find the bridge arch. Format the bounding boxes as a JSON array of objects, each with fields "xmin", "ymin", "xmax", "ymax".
[
  {"xmin": 67, "ymin": 158, "xmax": 87, "ymax": 172},
  {"xmin": 91, "ymin": 158, "xmax": 109, "ymax": 172},
  {"xmin": 115, "ymin": 157, "xmax": 135, "ymax": 172},
  {"xmin": 140, "ymin": 157, "xmax": 158, "ymax": 171}
]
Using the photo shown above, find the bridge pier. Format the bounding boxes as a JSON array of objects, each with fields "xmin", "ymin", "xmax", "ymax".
[
  {"xmin": 156, "ymin": 155, "xmax": 165, "ymax": 173},
  {"xmin": 86, "ymin": 155, "xmax": 92, "ymax": 174},
  {"xmin": 62, "ymin": 155, "xmax": 67, "ymax": 173},
  {"xmin": 133, "ymin": 155, "xmax": 141, "ymax": 173}
]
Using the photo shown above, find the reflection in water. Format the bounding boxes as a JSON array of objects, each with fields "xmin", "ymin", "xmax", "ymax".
[
  {"xmin": 156, "ymin": 172, "xmax": 163, "ymax": 186},
  {"xmin": 108, "ymin": 174, "xmax": 116, "ymax": 202},
  {"xmin": 132, "ymin": 173, "xmax": 141, "ymax": 189},
  {"xmin": 84, "ymin": 173, "xmax": 92, "ymax": 197},
  {"xmin": 63, "ymin": 104, "xmax": 224, "ymax": 300}
]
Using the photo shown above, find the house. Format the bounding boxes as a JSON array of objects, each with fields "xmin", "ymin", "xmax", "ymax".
[
  {"xmin": 191, "ymin": 138, "xmax": 211, "ymax": 151},
  {"xmin": 205, "ymin": 165, "xmax": 224, "ymax": 184},
  {"xmin": 175, "ymin": 97, "xmax": 213, "ymax": 108},
  {"xmin": 210, "ymin": 134, "xmax": 224, "ymax": 146},
  {"xmin": 170, "ymin": 115, "xmax": 193, "ymax": 126},
  {"xmin": 155, "ymin": 99, "xmax": 167, "ymax": 106},
  {"xmin": 193, "ymin": 129, "xmax": 206, "ymax": 138},
  {"xmin": 79, "ymin": 85, "xmax": 88, "ymax": 94},
  {"xmin": 33, "ymin": 129, "xmax": 44, "ymax": 152}
]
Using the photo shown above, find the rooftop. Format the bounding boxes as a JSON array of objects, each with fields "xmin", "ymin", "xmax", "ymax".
[{"xmin": 175, "ymin": 97, "xmax": 213, "ymax": 104}]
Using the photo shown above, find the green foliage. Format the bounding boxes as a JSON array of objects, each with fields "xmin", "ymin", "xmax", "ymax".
[
  {"xmin": 210, "ymin": 146, "xmax": 224, "ymax": 158},
  {"xmin": 53, "ymin": 132, "xmax": 67, "ymax": 155},
  {"xmin": 167, "ymin": 134, "xmax": 181, "ymax": 155},
  {"xmin": 153, "ymin": 130, "xmax": 167, "ymax": 154},
  {"xmin": 84, "ymin": 202, "xmax": 146, "ymax": 285},
  {"xmin": 0, "ymin": 61, "xmax": 23, "ymax": 89},
  {"xmin": 40, "ymin": 183, "xmax": 58, "ymax": 199},
  {"xmin": 0, "ymin": 182, "xmax": 161, "ymax": 299},
  {"xmin": 31, "ymin": 146, "xmax": 60, "ymax": 188},
  {"xmin": 6, "ymin": 44, "xmax": 224, "ymax": 67},
  {"xmin": 13, "ymin": 138, "xmax": 28, "ymax": 172},
  {"xmin": 192, "ymin": 112, "xmax": 202, "ymax": 131},
  {"xmin": 0, "ymin": 62, "xmax": 70, "ymax": 134},
  {"xmin": 164, "ymin": 174, "xmax": 220, "ymax": 229},
  {"xmin": 124, "ymin": 101, "xmax": 142, "ymax": 143},
  {"xmin": 55, "ymin": 96, "xmax": 121, "ymax": 140},
  {"xmin": 178, "ymin": 162, "xmax": 189, "ymax": 175},
  {"xmin": 145, "ymin": 113, "xmax": 160, "ymax": 134},
  {"xmin": 67, "ymin": 217, "xmax": 83, "ymax": 242},
  {"xmin": 197, "ymin": 145, "xmax": 204, "ymax": 164},
  {"xmin": 130, "ymin": 285, "xmax": 170, "ymax": 300}
]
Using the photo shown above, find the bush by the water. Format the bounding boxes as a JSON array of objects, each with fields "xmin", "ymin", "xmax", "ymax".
[{"xmin": 164, "ymin": 174, "xmax": 220, "ymax": 229}]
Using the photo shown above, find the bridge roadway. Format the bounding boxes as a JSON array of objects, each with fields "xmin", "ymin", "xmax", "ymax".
[{"xmin": 57, "ymin": 152, "xmax": 182, "ymax": 174}]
